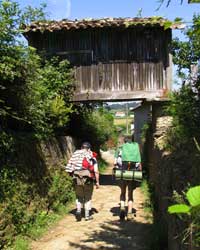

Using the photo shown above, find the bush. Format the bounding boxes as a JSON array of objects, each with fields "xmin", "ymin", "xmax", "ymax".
[
  {"xmin": 0, "ymin": 143, "xmax": 74, "ymax": 249},
  {"xmin": 68, "ymin": 106, "xmax": 118, "ymax": 152}
]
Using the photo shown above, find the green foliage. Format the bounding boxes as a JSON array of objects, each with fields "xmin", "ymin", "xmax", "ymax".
[
  {"xmin": 11, "ymin": 236, "xmax": 30, "ymax": 250},
  {"xmin": 21, "ymin": 3, "xmax": 48, "ymax": 25},
  {"xmin": 186, "ymin": 186, "xmax": 200, "ymax": 207},
  {"xmin": 26, "ymin": 211, "xmax": 61, "ymax": 240},
  {"xmin": 171, "ymin": 14, "xmax": 200, "ymax": 76},
  {"xmin": 87, "ymin": 109, "xmax": 116, "ymax": 147},
  {"xmin": 24, "ymin": 57, "xmax": 74, "ymax": 136},
  {"xmin": 168, "ymin": 186, "xmax": 200, "ymax": 247},
  {"xmin": 156, "ymin": 0, "xmax": 183, "ymax": 9},
  {"xmin": 141, "ymin": 123, "xmax": 150, "ymax": 143},
  {"xmin": 167, "ymin": 14, "xmax": 200, "ymax": 149},
  {"xmin": 189, "ymin": 0, "xmax": 200, "ymax": 2},
  {"xmin": 69, "ymin": 105, "xmax": 118, "ymax": 151},
  {"xmin": 166, "ymin": 15, "xmax": 200, "ymax": 248},
  {"xmin": 47, "ymin": 169, "xmax": 75, "ymax": 212},
  {"xmin": 168, "ymin": 204, "xmax": 191, "ymax": 214},
  {"xmin": 141, "ymin": 180, "xmax": 153, "ymax": 221},
  {"xmin": 0, "ymin": 2, "xmax": 75, "ymax": 248},
  {"xmin": 98, "ymin": 157, "xmax": 109, "ymax": 173},
  {"xmin": 0, "ymin": 161, "xmax": 74, "ymax": 249},
  {"xmin": 167, "ymin": 86, "xmax": 200, "ymax": 146},
  {"xmin": 0, "ymin": 0, "xmax": 75, "ymax": 138}
]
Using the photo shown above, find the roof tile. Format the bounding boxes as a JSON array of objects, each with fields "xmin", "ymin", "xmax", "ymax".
[{"xmin": 23, "ymin": 17, "xmax": 181, "ymax": 33}]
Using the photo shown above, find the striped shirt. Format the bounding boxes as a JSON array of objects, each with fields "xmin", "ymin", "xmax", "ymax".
[{"xmin": 65, "ymin": 149, "xmax": 93, "ymax": 172}]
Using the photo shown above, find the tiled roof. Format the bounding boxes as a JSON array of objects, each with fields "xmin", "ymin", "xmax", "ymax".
[{"xmin": 23, "ymin": 17, "xmax": 182, "ymax": 33}]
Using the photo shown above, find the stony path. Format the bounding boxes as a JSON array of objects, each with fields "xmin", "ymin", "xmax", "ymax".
[{"xmin": 31, "ymin": 151, "xmax": 152, "ymax": 250}]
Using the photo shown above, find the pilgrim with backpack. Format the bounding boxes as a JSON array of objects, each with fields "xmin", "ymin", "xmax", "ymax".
[
  {"xmin": 66, "ymin": 142, "xmax": 99, "ymax": 221},
  {"xmin": 114, "ymin": 135, "xmax": 142, "ymax": 221}
]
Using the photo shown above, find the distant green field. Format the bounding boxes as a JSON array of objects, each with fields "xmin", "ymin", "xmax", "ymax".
[{"xmin": 114, "ymin": 118, "xmax": 133, "ymax": 126}]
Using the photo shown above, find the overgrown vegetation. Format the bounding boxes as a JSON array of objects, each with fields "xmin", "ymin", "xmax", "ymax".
[
  {"xmin": 141, "ymin": 180, "xmax": 153, "ymax": 221},
  {"xmin": 68, "ymin": 105, "xmax": 118, "ymax": 152},
  {"xmin": 0, "ymin": 1, "xmax": 76, "ymax": 247},
  {"xmin": 168, "ymin": 14, "xmax": 200, "ymax": 146},
  {"xmin": 0, "ymin": 1, "xmax": 118, "ymax": 248},
  {"xmin": 164, "ymin": 14, "xmax": 200, "ymax": 249},
  {"xmin": 168, "ymin": 185, "xmax": 200, "ymax": 248},
  {"xmin": 0, "ymin": 0, "xmax": 75, "ymax": 137}
]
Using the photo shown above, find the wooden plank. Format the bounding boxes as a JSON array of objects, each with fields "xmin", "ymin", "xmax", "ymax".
[
  {"xmin": 72, "ymin": 90, "xmax": 169, "ymax": 102},
  {"xmin": 32, "ymin": 27, "xmax": 172, "ymax": 101}
]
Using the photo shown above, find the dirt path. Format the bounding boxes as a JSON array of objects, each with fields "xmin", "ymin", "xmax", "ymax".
[{"xmin": 31, "ymin": 151, "xmax": 152, "ymax": 250}]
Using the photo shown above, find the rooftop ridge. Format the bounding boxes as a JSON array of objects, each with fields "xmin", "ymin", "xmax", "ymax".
[{"xmin": 23, "ymin": 16, "xmax": 182, "ymax": 33}]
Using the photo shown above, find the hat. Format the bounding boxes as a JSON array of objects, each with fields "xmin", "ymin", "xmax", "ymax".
[{"xmin": 81, "ymin": 142, "xmax": 91, "ymax": 149}]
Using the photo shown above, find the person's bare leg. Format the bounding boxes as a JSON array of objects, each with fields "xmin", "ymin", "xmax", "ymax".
[
  {"xmin": 76, "ymin": 199, "xmax": 82, "ymax": 213},
  {"xmin": 74, "ymin": 185, "xmax": 84, "ymax": 221},
  {"xmin": 128, "ymin": 200, "xmax": 133, "ymax": 214},
  {"xmin": 120, "ymin": 181, "xmax": 126, "ymax": 209},
  {"xmin": 127, "ymin": 181, "xmax": 134, "ymax": 220},
  {"xmin": 84, "ymin": 183, "xmax": 94, "ymax": 220}
]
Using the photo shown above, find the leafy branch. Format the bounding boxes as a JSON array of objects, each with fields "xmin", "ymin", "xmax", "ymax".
[{"xmin": 168, "ymin": 186, "xmax": 200, "ymax": 248}]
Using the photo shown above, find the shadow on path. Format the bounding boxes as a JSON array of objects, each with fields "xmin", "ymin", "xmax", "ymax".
[
  {"xmin": 68, "ymin": 218, "xmax": 152, "ymax": 250},
  {"xmin": 110, "ymin": 206, "xmax": 137, "ymax": 218},
  {"xmin": 100, "ymin": 174, "xmax": 117, "ymax": 186}
]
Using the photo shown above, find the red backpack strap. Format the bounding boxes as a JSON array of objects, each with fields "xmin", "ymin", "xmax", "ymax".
[
  {"xmin": 82, "ymin": 157, "xmax": 95, "ymax": 179},
  {"xmin": 82, "ymin": 157, "xmax": 90, "ymax": 168}
]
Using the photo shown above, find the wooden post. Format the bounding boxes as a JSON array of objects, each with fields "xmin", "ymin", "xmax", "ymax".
[{"xmin": 126, "ymin": 103, "xmax": 129, "ymax": 134}]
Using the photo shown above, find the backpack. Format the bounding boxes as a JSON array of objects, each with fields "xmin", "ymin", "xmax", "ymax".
[
  {"xmin": 82, "ymin": 157, "xmax": 95, "ymax": 179},
  {"xmin": 72, "ymin": 153, "xmax": 96, "ymax": 185},
  {"xmin": 73, "ymin": 169, "xmax": 92, "ymax": 186}
]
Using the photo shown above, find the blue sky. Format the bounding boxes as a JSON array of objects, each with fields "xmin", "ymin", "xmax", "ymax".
[{"xmin": 18, "ymin": 0, "xmax": 199, "ymax": 22}]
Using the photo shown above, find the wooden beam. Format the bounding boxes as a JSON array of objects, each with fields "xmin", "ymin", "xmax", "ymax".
[{"xmin": 72, "ymin": 90, "xmax": 169, "ymax": 102}]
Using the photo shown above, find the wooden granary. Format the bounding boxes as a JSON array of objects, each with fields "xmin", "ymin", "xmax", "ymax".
[{"xmin": 24, "ymin": 17, "xmax": 175, "ymax": 101}]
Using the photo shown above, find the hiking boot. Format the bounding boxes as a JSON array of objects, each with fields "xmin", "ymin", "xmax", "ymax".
[
  {"xmin": 119, "ymin": 208, "xmax": 126, "ymax": 221},
  {"xmin": 127, "ymin": 213, "xmax": 134, "ymax": 221},
  {"xmin": 85, "ymin": 215, "xmax": 93, "ymax": 221},
  {"xmin": 75, "ymin": 211, "xmax": 82, "ymax": 222}
]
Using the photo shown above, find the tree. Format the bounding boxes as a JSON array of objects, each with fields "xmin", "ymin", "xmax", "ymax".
[
  {"xmin": 0, "ymin": 0, "xmax": 75, "ymax": 137},
  {"xmin": 166, "ymin": 13, "xmax": 200, "ymax": 250},
  {"xmin": 167, "ymin": 14, "xmax": 200, "ymax": 145},
  {"xmin": 157, "ymin": 0, "xmax": 184, "ymax": 9}
]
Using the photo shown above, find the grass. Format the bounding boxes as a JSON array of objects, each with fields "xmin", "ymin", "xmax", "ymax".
[
  {"xmin": 140, "ymin": 179, "xmax": 153, "ymax": 223},
  {"xmin": 98, "ymin": 156, "xmax": 109, "ymax": 173},
  {"xmin": 9, "ymin": 236, "xmax": 30, "ymax": 250},
  {"xmin": 114, "ymin": 118, "xmax": 133, "ymax": 126},
  {"xmin": 114, "ymin": 118, "xmax": 133, "ymax": 135},
  {"xmin": 9, "ymin": 203, "xmax": 74, "ymax": 250},
  {"xmin": 140, "ymin": 180, "xmax": 168, "ymax": 250}
]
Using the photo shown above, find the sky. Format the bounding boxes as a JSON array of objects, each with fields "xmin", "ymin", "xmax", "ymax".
[{"xmin": 18, "ymin": 0, "xmax": 199, "ymax": 23}]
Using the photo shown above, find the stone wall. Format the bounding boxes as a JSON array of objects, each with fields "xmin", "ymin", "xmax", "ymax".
[
  {"xmin": 147, "ymin": 102, "xmax": 200, "ymax": 250},
  {"xmin": 0, "ymin": 135, "xmax": 77, "ymax": 249},
  {"xmin": 40, "ymin": 136, "xmax": 76, "ymax": 167}
]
